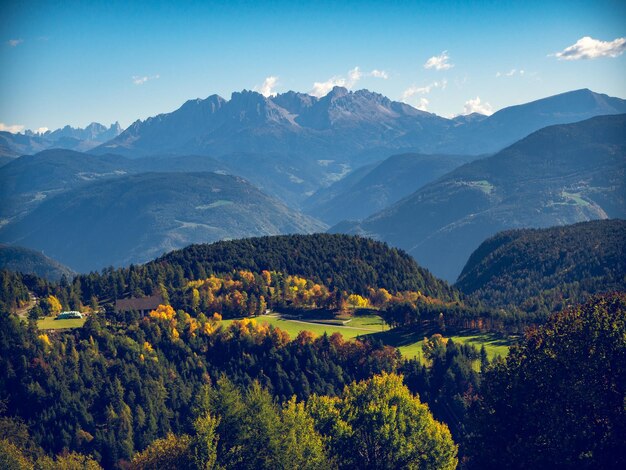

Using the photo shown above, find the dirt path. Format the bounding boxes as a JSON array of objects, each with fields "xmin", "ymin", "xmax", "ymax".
[{"xmin": 15, "ymin": 293, "xmax": 37, "ymax": 318}]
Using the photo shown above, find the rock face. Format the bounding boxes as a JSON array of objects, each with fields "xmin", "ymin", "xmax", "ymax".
[{"xmin": 330, "ymin": 114, "xmax": 626, "ymax": 282}]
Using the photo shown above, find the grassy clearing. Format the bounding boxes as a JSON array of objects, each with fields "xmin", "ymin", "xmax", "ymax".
[
  {"xmin": 222, "ymin": 313, "xmax": 386, "ymax": 340},
  {"xmin": 37, "ymin": 316, "xmax": 86, "ymax": 330},
  {"xmin": 467, "ymin": 180, "xmax": 494, "ymax": 195},
  {"xmin": 561, "ymin": 191, "xmax": 590, "ymax": 207},
  {"xmin": 221, "ymin": 312, "xmax": 513, "ymax": 361},
  {"xmin": 367, "ymin": 323, "xmax": 512, "ymax": 362}
]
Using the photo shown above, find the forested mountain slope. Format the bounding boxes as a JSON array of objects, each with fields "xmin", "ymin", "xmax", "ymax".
[
  {"xmin": 76, "ymin": 233, "xmax": 457, "ymax": 301},
  {"xmin": 0, "ymin": 244, "xmax": 74, "ymax": 282},
  {"xmin": 456, "ymin": 219, "xmax": 626, "ymax": 314}
]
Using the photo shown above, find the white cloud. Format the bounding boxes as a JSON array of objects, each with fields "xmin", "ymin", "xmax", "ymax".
[
  {"xmin": 462, "ymin": 96, "xmax": 493, "ymax": 116},
  {"xmin": 7, "ymin": 39, "xmax": 23, "ymax": 47},
  {"xmin": 35, "ymin": 127, "xmax": 49, "ymax": 134},
  {"xmin": 310, "ymin": 66, "xmax": 389, "ymax": 97},
  {"xmin": 401, "ymin": 79, "xmax": 447, "ymax": 102},
  {"xmin": 348, "ymin": 66, "xmax": 362, "ymax": 83},
  {"xmin": 132, "ymin": 74, "xmax": 160, "ymax": 85},
  {"xmin": 414, "ymin": 98, "xmax": 429, "ymax": 111},
  {"xmin": 0, "ymin": 122, "xmax": 25, "ymax": 133},
  {"xmin": 553, "ymin": 36, "xmax": 626, "ymax": 60},
  {"xmin": 496, "ymin": 68, "xmax": 526, "ymax": 78},
  {"xmin": 254, "ymin": 76, "xmax": 279, "ymax": 97},
  {"xmin": 424, "ymin": 51, "xmax": 453, "ymax": 70},
  {"xmin": 370, "ymin": 69, "xmax": 389, "ymax": 79}
]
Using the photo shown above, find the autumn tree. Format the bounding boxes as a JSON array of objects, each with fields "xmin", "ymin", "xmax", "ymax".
[{"xmin": 308, "ymin": 373, "xmax": 457, "ymax": 469}]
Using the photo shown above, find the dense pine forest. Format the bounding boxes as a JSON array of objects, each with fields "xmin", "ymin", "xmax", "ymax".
[
  {"xmin": 1, "ymin": 232, "xmax": 625, "ymax": 468},
  {"xmin": 457, "ymin": 219, "xmax": 626, "ymax": 316},
  {"xmin": 1, "ymin": 288, "xmax": 624, "ymax": 468}
]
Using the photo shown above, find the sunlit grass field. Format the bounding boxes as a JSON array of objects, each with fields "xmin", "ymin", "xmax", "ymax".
[
  {"xmin": 37, "ymin": 316, "xmax": 86, "ymax": 330},
  {"xmin": 221, "ymin": 312, "xmax": 513, "ymax": 361}
]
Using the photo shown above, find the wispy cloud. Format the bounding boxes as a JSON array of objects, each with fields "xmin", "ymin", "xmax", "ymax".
[
  {"xmin": 370, "ymin": 69, "xmax": 389, "ymax": 79},
  {"xmin": 462, "ymin": 96, "xmax": 493, "ymax": 116},
  {"xmin": 496, "ymin": 68, "xmax": 525, "ymax": 78},
  {"xmin": 401, "ymin": 80, "xmax": 447, "ymax": 106},
  {"xmin": 553, "ymin": 36, "xmax": 626, "ymax": 60},
  {"xmin": 7, "ymin": 39, "xmax": 23, "ymax": 47},
  {"xmin": 424, "ymin": 51, "xmax": 453, "ymax": 71},
  {"xmin": 414, "ymin": 97, "xmax": 429, "ymax": 111},
  {"xmin": 254, "ymin": 76, "xmax": 279, "ymax": 97},
  {"xmin": 0, "ymin": 122, "xmax": 25, "ymax": 133},
  {"xmin": 132, "ymin": 74, "xmax": 160, "ymax": 85},
  {"xmin": 310, "ymin": 66, "xmax": 389, "ymax": 97}
]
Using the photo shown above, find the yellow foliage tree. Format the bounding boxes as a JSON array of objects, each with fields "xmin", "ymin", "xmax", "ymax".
[
  {"xmin": 149, "ymin": 304, "xmax": 176, "ymax": 321},
  {"xmin": 346, "ymin": 294, "xmax": 369, "ymax": 308},
  {"xmin": 38, "ymin": 334, "xmax": 52, "ymax": 348},
  {"xmin": 47, "ymin": 295, "xmax": 62, "ymax": 315}
]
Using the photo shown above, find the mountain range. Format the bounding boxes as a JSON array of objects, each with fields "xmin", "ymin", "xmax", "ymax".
[
  {"xmin": 96, "ymin": 88, "xmax": 626, "ymax": 162},
  {"xmin": 0, "ymin": 122, "xmax": 122, "ymax": 158},
  {"xmin": 331, "ymin": 114, "xmax": 626, "ymax": 281},
  {"xmin": 90, "ymin": 87, "xmax": 626, "ymax": 204},
  {"xmin": 0, "ymin": 149, "xmax": 228, "ymax": 221}
]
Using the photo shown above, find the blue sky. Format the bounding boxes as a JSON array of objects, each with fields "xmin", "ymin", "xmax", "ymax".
[{"xmin": 1, "ymin": 0, "xmax": 625, "ymax": 131}]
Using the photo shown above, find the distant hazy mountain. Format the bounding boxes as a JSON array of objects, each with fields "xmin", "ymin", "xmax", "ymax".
[
  {"xmin": 96, "ymin": 88, "xmax": 625, "ymax": 161},
  {"xmin": 331, "ymin": 114, "xmax": 626, "ymax": 281},
  {"xmin": 0, "ymin": 244, "xmax": 74, "ymax": 282},
  {"xmin": 456, "ymin": 219, "xmax": 626, "ymax": 315},
  {"xmin": 0, "ymin": 172, "xmax": 326, "ymax": 272},
  {"xmin": 304, "ymin": 153, "xmax": 474, "ymax": 224},
  {"xmin": 0, "ymin": 149, "xmax": 228, "ymax": 221},
  {"xmin": 0, "ymin": 122, "xmax": 122, "ymax": 157},
  {"xmin": 95, "ymin": 87, "xmax": 448, "ymax": 160},
  {"xmin": 439, "ymin": 89, "xmax": 626, "ymax": 154}
]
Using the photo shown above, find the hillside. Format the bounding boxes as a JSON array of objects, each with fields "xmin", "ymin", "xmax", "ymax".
[
  {"xmin": 0, "ymin": 149, "xmax": 138, "ymax": 220},
  {"xmin": 0, "ymin": 149, "xmax": 230, "ymax": 220},
  {"xmin": 304, "ymin": 153, "xmax": 473, "ymax": 224},
  {"xmin": 149, "ymin": 233, "xmax": 456, "ymax": 299},
  {"xmin": 0, "ymin": 172, "xmax": 326, "ymax": 272},
  {"xmin": 456, "ymin": 219, "xmax": 626, "ymax": 315},
  {"xmin": 0, "ymin": 244, "xmax": 74, "ymax": 282},
  {"xmin": 331, "ymin": 114, "xmax": 626, "ymax": 281}
]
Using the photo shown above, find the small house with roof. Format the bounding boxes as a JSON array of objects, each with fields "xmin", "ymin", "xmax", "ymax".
[{"xmin": 114, "ymin": 294, "xmax": 164, "ymax": 316}]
